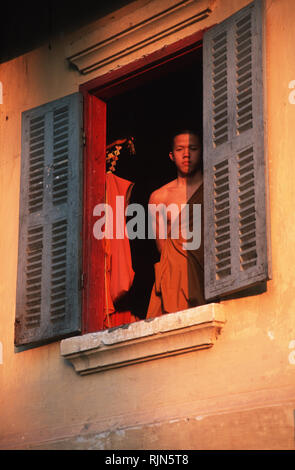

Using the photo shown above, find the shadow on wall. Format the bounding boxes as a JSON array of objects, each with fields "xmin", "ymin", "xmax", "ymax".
[{"xmin": 0, "ymin": 0, "xmax": 134, "ymax": 63}]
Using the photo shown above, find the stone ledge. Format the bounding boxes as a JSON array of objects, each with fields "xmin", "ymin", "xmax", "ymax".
[{"xmin": 60, "ymin": 303, "xmax": 225, "ymax": 375}]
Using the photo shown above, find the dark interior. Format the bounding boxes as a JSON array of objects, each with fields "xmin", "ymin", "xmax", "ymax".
[{"xmin": 105, "ymin": 47, "xmax": 203, "ymax": 318}]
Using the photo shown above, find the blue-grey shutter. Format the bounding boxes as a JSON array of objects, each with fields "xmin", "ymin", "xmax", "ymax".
[
  {"xmin": 203, "ymin": 0, "xmax": 271, "ymax": 300},
  {"xmin": 15, "ymin": 93, "xmax": 83, "ymax": 346}
]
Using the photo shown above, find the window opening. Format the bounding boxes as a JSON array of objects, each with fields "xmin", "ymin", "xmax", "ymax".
[{"xmin": 102, "ymin": 47, "xmax": 205, "ymax": 329}]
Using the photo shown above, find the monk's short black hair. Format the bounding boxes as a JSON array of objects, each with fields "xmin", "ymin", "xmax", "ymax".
[{"xmin": 169, "ymin": 128, "xmax": 203, "ymax": 152}]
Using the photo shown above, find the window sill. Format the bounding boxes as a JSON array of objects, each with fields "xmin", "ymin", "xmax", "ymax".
[{"xmin": 60, "ymin": 303, "xmax": 225, "ymax": 375}]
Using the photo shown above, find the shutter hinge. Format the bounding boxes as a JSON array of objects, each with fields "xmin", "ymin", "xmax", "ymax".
[
  {"xmin": 80, "ymin": 272, "xmax": 85, "ymax": 290},
  {"xmin": 82, "ymin": 131, "xmax": 86, "ymax": 146},
  {"xmin": 14, "ymin": 318, "xmax": 21, "ymax": 341}
]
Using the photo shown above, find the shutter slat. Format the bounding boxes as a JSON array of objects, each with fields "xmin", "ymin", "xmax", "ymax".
[
  {"xmin": 15, "ymin": 92, "xmax": 83, "ymax": 347},
  {"xmin": 203, "ymin": 0, "xmax": 270, "ymax": 300}
]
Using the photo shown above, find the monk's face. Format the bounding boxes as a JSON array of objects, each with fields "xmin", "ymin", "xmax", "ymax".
[{"xmin": 169, "ymin": 133, "xmax": 202, "ymax": 176}]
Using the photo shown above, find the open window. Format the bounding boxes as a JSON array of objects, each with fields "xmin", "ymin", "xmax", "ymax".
[
  {"xmin": 15, "ymin": 0, "xmax": 271, "ymax": 348},
  {"xmin": 81, "ymin": 35, "xmax": 204, "ymax": 333},
  {"xmin": 104, "ymin": 45, "xmax": 204, "ymax": 329}
]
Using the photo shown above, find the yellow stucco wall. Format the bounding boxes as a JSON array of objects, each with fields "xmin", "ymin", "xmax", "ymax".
[{"xmin": 1, "ymin": 0, "xmax": 295, "ymax": 450}]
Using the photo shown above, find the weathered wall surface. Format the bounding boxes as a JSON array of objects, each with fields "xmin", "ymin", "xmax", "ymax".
[{"xmin": 1, "ymin": 0, "xmax": 295, "ymax": 450}]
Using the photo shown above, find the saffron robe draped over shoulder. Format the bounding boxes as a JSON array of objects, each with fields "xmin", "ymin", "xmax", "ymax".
[
  {"xmin": 104, "ymin": 173, "xmax": 139, "ymax": 329},
  {"xmin": 146, "ymin": 183, "xmax": 205, "ymax": 318}
]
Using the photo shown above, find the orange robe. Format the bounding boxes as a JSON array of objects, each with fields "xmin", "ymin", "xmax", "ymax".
[
  {"xmin": 146, "ymin": 183, "xmax": 205, "ymax": 318},
  {"xmin": 104, "ymin": 173, "xmax": 139, "ymax": 329}
]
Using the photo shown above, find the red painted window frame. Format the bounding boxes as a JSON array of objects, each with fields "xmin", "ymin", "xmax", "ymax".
[{"xmin": 80, "ymin": 28, "xmax": 207, "ymax": 334}]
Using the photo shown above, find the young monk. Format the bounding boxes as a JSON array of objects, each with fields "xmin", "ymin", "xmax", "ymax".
[{"xmin": 146, "ymin": 129, "xmax": 205, "ymax": 318}]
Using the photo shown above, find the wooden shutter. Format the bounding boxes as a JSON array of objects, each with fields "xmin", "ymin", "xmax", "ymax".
[
  {"xmin": 203, "ymin": 0, "xmax": 271, "ymax": 300},
  {"xmin": 15, "ymin": 93, "xmax": 83, "ymax": 346}
]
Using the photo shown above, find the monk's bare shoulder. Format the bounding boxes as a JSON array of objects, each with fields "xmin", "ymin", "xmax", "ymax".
[
  {"xmin": 149, "ymin": 180, "xmax": 177, "ymax": 204},
  {"xmin": 149, "ymin": 179, "xmax": 177, "ymax": 205}
]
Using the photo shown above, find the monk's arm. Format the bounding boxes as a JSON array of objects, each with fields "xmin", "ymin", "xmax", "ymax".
[{"xmin": 148, "ymin": 192, "xmax": 165, "ymax": 254}]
